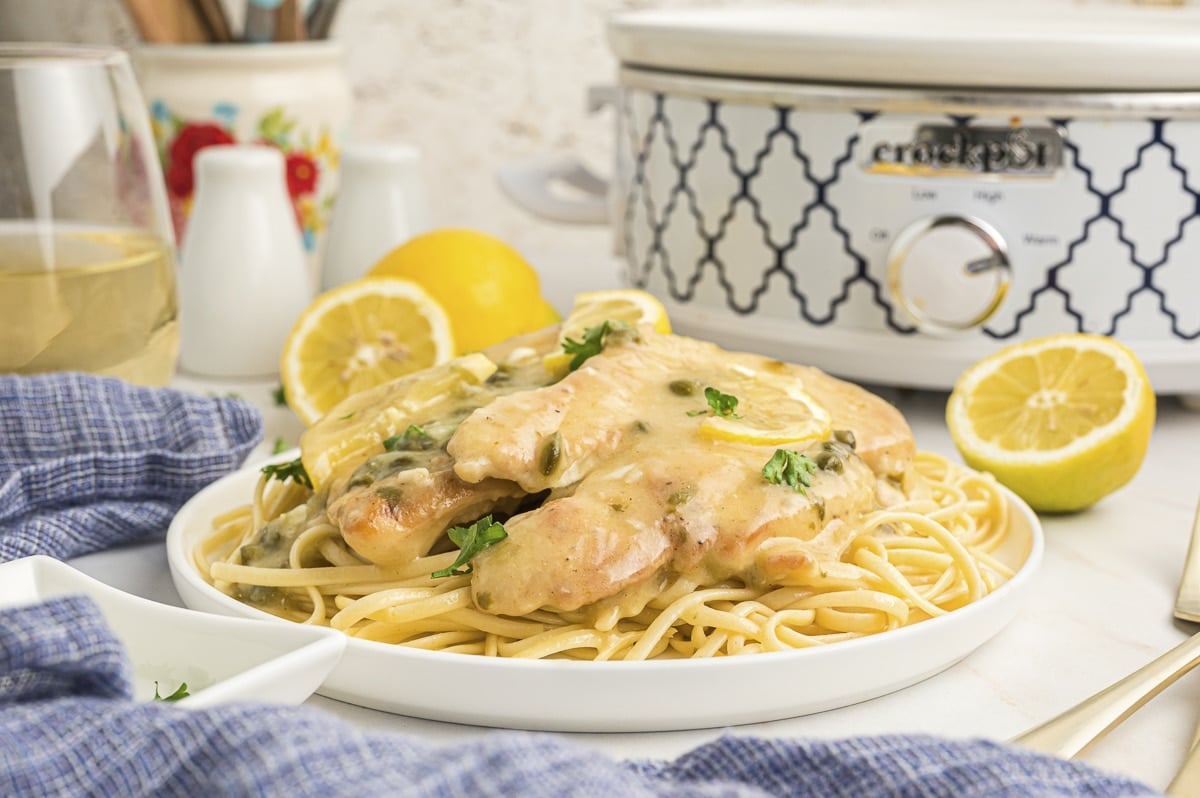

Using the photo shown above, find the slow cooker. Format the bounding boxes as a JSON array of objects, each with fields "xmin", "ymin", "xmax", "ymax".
[{"xmin": 507, "ymin": 4, "xmax": 1200, "ymax": 394}]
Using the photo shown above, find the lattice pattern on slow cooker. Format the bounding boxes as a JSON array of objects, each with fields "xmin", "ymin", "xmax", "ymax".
[{"xmin": 618, "ymin": 89, "xmax": 1200, "ymax": 342}]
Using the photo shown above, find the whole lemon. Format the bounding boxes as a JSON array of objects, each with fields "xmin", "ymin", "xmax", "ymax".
[{"xmin": 367, "ymin": 229, "xmax": 545, "ymax": 353}]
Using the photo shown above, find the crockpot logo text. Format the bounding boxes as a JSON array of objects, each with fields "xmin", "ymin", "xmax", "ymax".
[{"xmin": 865, "ymin": 124, "xmax": 1063, "ymax": 177}]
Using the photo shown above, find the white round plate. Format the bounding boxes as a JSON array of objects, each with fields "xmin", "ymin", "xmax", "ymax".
[{"xmin": 167, "ymin": 458, "xmax": 1043, "ymax": 732}]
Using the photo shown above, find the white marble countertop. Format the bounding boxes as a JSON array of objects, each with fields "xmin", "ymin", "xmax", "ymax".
[{"xmin": 69, "ymin": 259, "xmax": 1200, "ymax": 794}]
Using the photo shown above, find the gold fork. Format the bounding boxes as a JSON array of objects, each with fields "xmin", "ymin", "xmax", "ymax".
[
  {"xmin": 1011, "ymin": 497, "xmax": 1200, "ymax": 764},
  {"xmin": 1164, "ymin": 499, "xmax": 1200, "ymax": 796}
]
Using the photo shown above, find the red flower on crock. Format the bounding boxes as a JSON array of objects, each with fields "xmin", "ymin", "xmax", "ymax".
[
  {"xmin": 166, "ymin": 122, "xmax": 235, "ymax": 197},
  {"xmin": 165, "ymin": 160, "xmax": 195, "ymax": 199},
  {"xmin": 285, "ymin": 152, "xmax": 319, "ymax": 197}
]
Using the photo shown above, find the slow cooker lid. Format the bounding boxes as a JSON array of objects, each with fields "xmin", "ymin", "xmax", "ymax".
[{"xmin": 607, "ymin": 4, "xmax": 1200, "ymax": 91}]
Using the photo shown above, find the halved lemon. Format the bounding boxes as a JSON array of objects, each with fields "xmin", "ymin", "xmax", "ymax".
[
  {"xmin": 696, "ymin": 366, "xmax": 832, "ymax": 446},
  {"xmin": 946, "ymin": 333, "xmax": 1155, "ymax": 513},
  {"xmin": 300, "ymin": 353, "xmax": 497, "ymax": 490},
  {"xmin": 544, "ymin": 289, "xmax": 672, "ymax": 376},
  {"xmin": 280, "ymin": 277, "xmax": 456, "ymax": 425}
]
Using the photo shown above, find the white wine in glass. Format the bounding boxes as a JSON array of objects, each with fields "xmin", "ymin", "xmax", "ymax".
[{"xmin": 0, "ymin": 45, "xmax": 178, "ymax": 386}]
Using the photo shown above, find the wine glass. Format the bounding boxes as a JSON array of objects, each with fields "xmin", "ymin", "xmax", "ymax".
[{"xmin": 0, "ymin": 44, "xmax": 178, "ymax": 386}]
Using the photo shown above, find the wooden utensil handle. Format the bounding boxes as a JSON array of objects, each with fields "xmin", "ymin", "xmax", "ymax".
[
  {"xmin": 274, "ymin": 0, "xmax": 306, "ymax": 42},
  {"xmin": 191, "ymin": 0, "xmax": 234, "ymax": 43},
  {"xmin": 123, "ymin": 0, "xmax": 210, "ymax": 43}
]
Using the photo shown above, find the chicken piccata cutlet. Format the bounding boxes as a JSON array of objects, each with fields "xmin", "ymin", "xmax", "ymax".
[{"xmin": 300, "ymin": 325, "xmax": 916, "ymax": 622}]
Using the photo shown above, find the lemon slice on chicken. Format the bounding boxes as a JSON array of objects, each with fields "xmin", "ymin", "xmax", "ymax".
[
  {"xmin": 544, "ymin": 289, "xmax": 672, "ymax": 377},
  {"xmin": 695, "ymin": 365, "xmax": 832, "ymax": 446}
]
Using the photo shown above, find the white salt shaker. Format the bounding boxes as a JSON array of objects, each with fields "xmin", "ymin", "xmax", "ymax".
[
  {"xmin": 320, "ymin": 143, "xmax": 431, "ymax": 291},
  {"xmin": 178, "ymin": 146, "xmax": 314, "ymax": 377}
]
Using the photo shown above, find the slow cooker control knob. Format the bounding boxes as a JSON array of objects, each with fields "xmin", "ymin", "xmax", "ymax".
[{"xmin": 887, "ymin": 215, "xmax": 1011, "ymax": 332}]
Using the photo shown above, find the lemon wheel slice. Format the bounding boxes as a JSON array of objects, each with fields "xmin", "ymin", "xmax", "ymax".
[
  {"xmin": 280, "ymin": 277, "xmax": 456, "ymax": 425},
  {"xmin": 544, "ymin": 289, "xmax": 672, "ymax": 376},
  {"xmin": 946, "ymin": 333, "xmax": 1155, "ymax": 513},
  {"xmin": 696, "ymin": 368, "xmax": 832, "ymax": 446}
]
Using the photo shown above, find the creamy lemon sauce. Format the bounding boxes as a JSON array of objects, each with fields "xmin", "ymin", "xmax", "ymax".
[{"xmin": 201, "ymin": 324, "xmax": 1009, "ymax": 662}]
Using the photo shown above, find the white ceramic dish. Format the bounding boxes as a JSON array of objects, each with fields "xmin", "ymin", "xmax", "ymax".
[
  {"xmin": 167, "ymin": 458, "xmax": 1044, "ymax": 732},
  {"xmin": 0, "ymin": 555, "xmax": 346, "ymax": 708}
]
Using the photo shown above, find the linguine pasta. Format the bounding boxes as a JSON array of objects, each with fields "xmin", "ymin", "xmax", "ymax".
[{"xmin": 194, "ymin": 450, "xmax": 1012, "ymax": 661}]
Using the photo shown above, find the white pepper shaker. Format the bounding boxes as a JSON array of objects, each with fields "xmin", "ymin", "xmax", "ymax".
[
  {"xmin": 320, "ymin": 143, "xmax": 430, "ymax": 291},
  {"xmin": 178, "ymin": 145, "xmax": 313, "ymax": 377}
]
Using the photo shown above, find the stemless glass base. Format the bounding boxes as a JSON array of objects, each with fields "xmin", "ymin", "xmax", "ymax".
[{"xmin": 0, "ymin": 222, "xmax": 179, "ymax": 386}]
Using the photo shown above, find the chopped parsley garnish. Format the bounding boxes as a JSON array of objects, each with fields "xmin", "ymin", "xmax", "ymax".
[
  {"xmin": 153, "ymin": 681, "xmax": 190, "ymax": 702},
  {"xmin": 561, "ymin": 321, "xmax": 614, "ymax": 371},
  {"xmin": 431, "ymin": 515, "xmax": 508, "ymax": 579},
  {"xmin": 261, "ymin": 456, "xmax": 312, "ymax": 489},
  {"xmin": 271, "ymin": 437, "xmax": 290, "ymax": 455},
  {"xmin": 383, "ymin": 424, "xmax": 435, "ymax": 452},
  {"xmin": 762, "ymin": 449, "xmax": 817, "ymax": 495},
  {"xmin": 688, "ymin": 386, "xmax": 741, "ymax": 418},
  {"xmin": 271, "ymin": 384, "xmax": 287, "ymax": 406}
]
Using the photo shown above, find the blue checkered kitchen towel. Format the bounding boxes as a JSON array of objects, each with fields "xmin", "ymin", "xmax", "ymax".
[
  {"xmin": 0, "ymin": 373, "xmax": 1164, "ymax": 797},
  {"xmin": 0, "ymin": 373, "xmax": 262, "ymax": 562}
]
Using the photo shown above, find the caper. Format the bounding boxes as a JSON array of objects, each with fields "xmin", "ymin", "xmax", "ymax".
[
  {"xmin": 814, "ymin": 450, "xmax": 844, "ymax": 473},
  {"xmin": 539, "ymin": 431, "xmax": 562, "ymax": 476},
  {"xmin": 239, "ymin": 584, "xmax": 280, "ymax": 605},
  {"xmin": 822, "ymin": 439, "xmax": 852, "ymax": 456},
  {"xmin": 833, "ymin": 429, "xmax": 857, "ymax": 449},
  {"xmin": 348, "ymin": 473, "xmax": 374, "ymax": 489},
  {"xmin": 376, "ymin": 486, "xmax": 404, "ymax": 511},
  {"xmin": 668, "ymin": 379, "xmax": 698, "ymax": 397},
  {"xmin": 238, "ymin": 544, "xmax": 265, "ymax": 564},
  {"xmin": 667, "ymin": 485, "xmax": 694, "ymax": 506}
]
